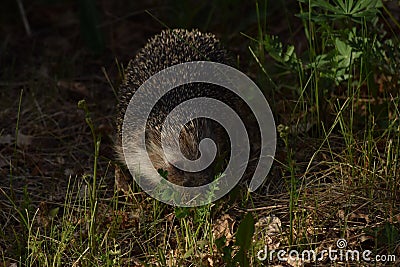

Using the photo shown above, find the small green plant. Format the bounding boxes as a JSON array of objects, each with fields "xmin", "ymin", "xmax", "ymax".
[
  {"xmin": 77, "ymin": 99, "xmax": 101, "ymax": 256},
  {"xmin": 249, "ymin": 0, "xmax": 400, "ymax": 258},
  {"xmin": 234, "ymin": 212, "xmax": 255, "ymax": 266},
  {"xmin": 277, "ymin": 124, "xmax": 300, "ymax": 246},
  {"xmin": 173, "ymin": 201, "xmax": 215, "ymax": 263},
  {"xmin": 215, "ymin": 212, "xmax": 255, "ymax": 266},
  {"xmin": 297, "ymin": 0, "xmax": 382, "ymax": 23}
]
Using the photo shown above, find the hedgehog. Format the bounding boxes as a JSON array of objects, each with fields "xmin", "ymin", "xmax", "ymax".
[{"xmin": 115, "ymin": 29, "xmax": 254, "ymax": 189}]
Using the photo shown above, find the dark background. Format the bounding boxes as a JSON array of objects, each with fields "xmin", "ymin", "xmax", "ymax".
[{"xmin": 0, "ymin": 0, "xmax": 302, "ymax": 185}]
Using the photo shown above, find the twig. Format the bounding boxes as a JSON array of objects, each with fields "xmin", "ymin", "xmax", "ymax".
[{"xmin": 16, "ymin": 0, "xmax": 31, "ymax": 37}]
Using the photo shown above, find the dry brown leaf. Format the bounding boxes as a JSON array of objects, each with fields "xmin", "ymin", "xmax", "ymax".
[
  {"xmin": 57, "ymin": 80, "xmax": 89, "ymax": 96},
  {"xmin": 0, "ymin": 135, "xmax": 12, "ymax": 145},
  {"xmin": 115, "ymin": 164, "xmax": 130, "ymax": 195},
  {"xmin": 348, "ymin": 211, "xmax": 369, "ymax": 223},
  {"xmin": 337, "ymin": 209, "xmax": 345, "ymax": 220},
  {"xmin": 0, "ymin": 156, "xmax": 8, "ymax": 168},
  {"xmin": 359, "ymin": 234, "xmax": 374, "ymax": 243},
  {"xmin": 254, "ymin": 216, "xmax": 282, "ymax": 251},
  {"xmin": 0, "ymin": 132, "xmax": 33, "ymax": 147},
  {"xmin": 287, "ymin": 256, "xmax": 304, "ymax": 267},
  {"xmin": 213, "ymin": 214, "xmax": 235, "ymax": 245},
  {"xmin": 256, "ymin": 216, "xmax": 282, "ymax": 236}
]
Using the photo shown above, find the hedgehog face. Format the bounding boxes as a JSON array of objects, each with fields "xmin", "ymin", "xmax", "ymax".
[{"xmin": 146, "ymin": 118, "xmax": 216, "ymax": 187}]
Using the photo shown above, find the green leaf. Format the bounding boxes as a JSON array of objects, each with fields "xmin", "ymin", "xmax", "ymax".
[
  {"xmin": 263, "ymin": 35, "xmax": 299, "ymax": 70},
  {"xmin": 235, "ymin": 212, "xmax": 255, "ymax": 250},
  {"xmin": 300, "ymin": 0, "xmax": 338, "ymax": 12},
  {"xmin": 234, "ymin": 248, "xmax": 249, "ymax": 267},
  {"xmin": 157, "ymin": 168, "xmax": 168, "ymax": 179},
  {"xmin": 222, "ymin": 246, "xmax": 233, "ymax": 263},
  {"xmin": 298, "ymin": 0, "xmax": 382, "ymax": 23},
  {"xmin": 48, "ymin": 207, "xmax": 59, "ymax": 218},
  {"xmin": 215, "ymin": 236, "xmax": 226, "ymax": 249},
  {"xmin": 335, "ymin": 38, "xmax": 351, "ymax": 57},
  {"xmin": 183, "ymin": 246, "xmax": 194, "ymax": 258},
  {"xmin": 174, "ymin": 207, "xmax": 190, "ymax": 219},
  {"xmin": 283, "ymin": 45, "xmax": 295, "ymax": 62},
  {"xmin": 335, "ymin": 0, "xmax": 348, "ymax": 13}
]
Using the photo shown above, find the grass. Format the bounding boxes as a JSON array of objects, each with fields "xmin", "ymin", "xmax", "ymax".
[{"xmin": 1, "ymin": 0, "xmax": 399, "ymax": 266}]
